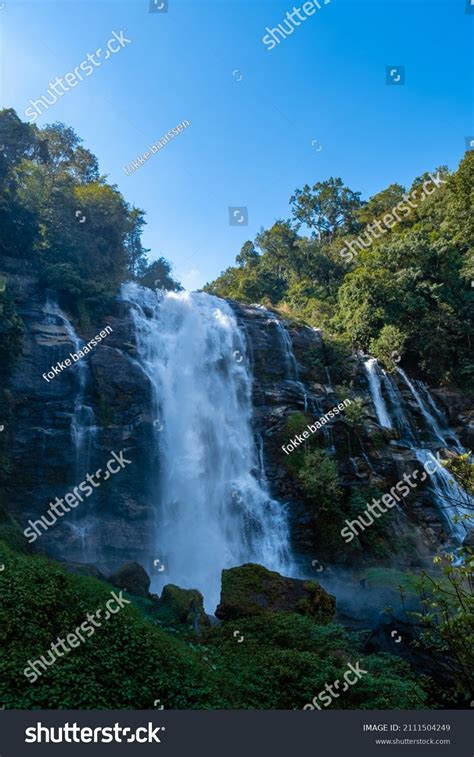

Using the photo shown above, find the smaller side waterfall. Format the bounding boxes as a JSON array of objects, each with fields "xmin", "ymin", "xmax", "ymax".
[
  {"xmin": 364, "ymin": 357, "xmax": 472, "ymax": 544},
  {"xmin": 382, "ymin": 371, "xmax": 416, "ymax": 443},
  {"xmin": 43, "ymin": 299, "xmax": 98, "ymax": 561},
  {"xmin": 257, "ymin": 306, "xmax": 308, "ymax": 411},
  {"xmin": 417, "ymin": 381, "xmax": 464, "ymax": 453},
  {"xmin": 364, "ymin": 358, "xmax": 393, "ymax": 429},
  {"xmin": 413, "ymin": 449, "xmax": 470, "ymax": 543},
  {"xmin": 397, "ymin": 368, "xmax": 451, "ymax": 448},
  {"xmin": 44, "ymin": 299, "xmax": 97, "ymax": 474}
]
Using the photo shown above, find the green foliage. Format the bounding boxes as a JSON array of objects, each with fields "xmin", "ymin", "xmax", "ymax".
[
  {"xmin": 0, "ymin": 541, "xmax": 214, "ymax": 709},
  {"xmin": 205, "ymin": 154, "xmax": 474, "ymax": 388},
  {"xmin": 200, "ymin": 614, "xmax": 427, "ymax": 709},
  {"xmin": 0, "ymin": 539, "xmax": 428, "ymax": 710},
  {"xmin": 140, "ymin": 257, "xmax": 182, "ymax": 292},
  {"xmin": 443, "ymin": 453, "xmax": 474, "ymax": 496},
  {"xmin": 297, "ymin": 449, "xmax": 343, "ymax": 513},
  {"xmin": 296, "ymin": 450, "xmax": 348, "ymax": 553},
  {"xmin": 403, "ymin": 549, "xmax": 474, "ymax": 704},
  {"xmin": 344, "ymin": 398, "xmax": 366, "ymax": 427},
  {"xmin": 295, "ymin": 339, "xmax": 354, "ymax": 387},
  {"xmin": 345, "ymin": 488, "xmax": 392, "ymax": 557},
  {"xmin": 369, "ymin": 325, "xmax": 406, "ymax": 372},
  {"xmin": 0, "ymin": 503, "xmax": 30, "ymax": 553},
  {"xmin": 0, "ymin": 108, "xmax": 180, "ymax": 327}
]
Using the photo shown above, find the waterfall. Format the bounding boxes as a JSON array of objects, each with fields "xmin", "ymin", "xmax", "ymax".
[
  {"xmin": 364, "ymin": 358, "xmax": 393, "ymax": 429},
  {"xmin": 122, "ymin": 283, "xmax": 292, "ymax": 612},
  {"xmin": 413, "ymin": 449, "xmax": 470, "ymax": 543},
  {"xmin": 397, "ymin": 368, "xmax": 451, "ymax": 447},
  {"xmin": 382, "ymin": 370, "xmax": 416, "ymax": 444},
  {"xmin": 256, "ymin": 306, "xmax": 308, "ymax": 411},
  {"xmin": 364, "ymin": 357, "xmax": 472, "ymax": 543},
  {"xmin": 417, "ymin": 381, "xmax": 463, "ymax": 453},
  {"xmin": 43, "ymin": 299, "xmax": 98, "ymax": 560},
  {"xmin": 44, "ymin": 299, "xmax": 97, "ymax": 474}
]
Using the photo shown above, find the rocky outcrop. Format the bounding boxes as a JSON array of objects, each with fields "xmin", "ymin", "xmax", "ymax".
[
  {"xmin": 215, "ymin": 563, "xmax": 335, "ymax": 623},
  {"xmin": 1, "ymin": 261, "xmax": 156, "ymax": 574},
  {"xmin": 155, "ymin": 584, "xmax": 210, "ymax": 631},
  {"xmin": 108, "ymin": 561, "xmax": 150, "ymax": 597},
  {"xmin": 1, "ymin": 261, "xmax": 471, "ymax": 587}
]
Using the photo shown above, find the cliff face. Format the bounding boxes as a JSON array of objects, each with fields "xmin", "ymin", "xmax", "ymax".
[
  {"xmin": 1, "ymin": 266, "xmax": 471, "ymax": 577},
  {"xmin": 3, "ymin": 262, "xmax": 155, "ymax": 572}
]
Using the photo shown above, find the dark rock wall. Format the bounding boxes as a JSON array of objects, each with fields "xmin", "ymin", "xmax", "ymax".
[{"xmin": 2, "ymin": 268, "xmax": 472, "ymax": 576}]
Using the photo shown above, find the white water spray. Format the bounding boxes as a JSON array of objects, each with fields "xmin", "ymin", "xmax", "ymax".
[
  {"xmin": 122, "ymin": 284, "xmax": 291, "ymax": 611},
  {"xmin": 364, "ymin": 358, "xmax": 393, "ymax": 429}
]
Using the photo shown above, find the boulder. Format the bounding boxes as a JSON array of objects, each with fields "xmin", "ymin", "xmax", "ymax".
[
  {"xmin": 215, "ymin": 563, "xmax": 335, "ymax": 623},
  {"xmin": 63, "ymin": 562, "xmax": 107, "ymax": 581},
  {"xmin": 156, "ymin": 584, "xmax": 210, "ymax": 632},
  {"xmin": 108, "ymin": 561, "xmax": 150, "ymax": 597}
]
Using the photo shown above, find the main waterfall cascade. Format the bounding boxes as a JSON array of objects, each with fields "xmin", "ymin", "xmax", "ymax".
[
  {"xmin": 122, "ymin": 284, "xmax": 292, "ymax": 611},
  {"xmin": 363, "ymin": 358, "xmax": 472, "ymax": 543}
]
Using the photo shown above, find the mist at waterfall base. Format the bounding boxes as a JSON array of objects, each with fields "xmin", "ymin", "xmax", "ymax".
[{"xmin": 122, "ymin": 283, "xmax": 292, "ymax": 612}]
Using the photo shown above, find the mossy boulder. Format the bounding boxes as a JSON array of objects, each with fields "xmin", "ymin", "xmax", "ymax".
[
  {"xmin": 108, "ymin": 561, "xmax": 150, "ymax": 597},
  {"xmin": 215, "ymin": 563, "xmax": 335, "ymax": 624},
  {"xmin": 156, "ymin": 584, "xmax": 210, "ymax": 632}
]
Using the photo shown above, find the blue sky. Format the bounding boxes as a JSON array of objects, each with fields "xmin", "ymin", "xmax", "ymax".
[{"xmin": 0, "ymin": 0, "xmax": 472, "ymax": 289}]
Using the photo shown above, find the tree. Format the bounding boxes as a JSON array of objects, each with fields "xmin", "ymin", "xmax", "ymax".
[
  {"xmin": 0, "ymin": 109, "xmax": 179, "ymax": 323},
  {"xmin": 290, "ymin": 178, "xmax": 363, "ymax": 241},
  {"xmin": 125, "ymin": 208, "xmax": 149, "ymax": 279},
  {"xmin": 0, "ymin": 108, "xmax": 45, "ymax": 258},
  {"xmin": 402, "ymin": 550, "xmax": 474, "ymax": 703},
  {"xmin": 39, "ymin": 122, "xmax": 99, "ymax": 184},
  {"xmin": 235, "ymin": 241, "xmax": 260, "ymax": 269},
  {"xmin": 356, "ymin": 183, "xmax": 405, "ymax": 226},
  {"xmin": 369, "ymin": 325, "xmax": 407, "ymax": 372},
  {"xmin": 140, "ymin": 258, "xmax": 182, "ymax": 292}
]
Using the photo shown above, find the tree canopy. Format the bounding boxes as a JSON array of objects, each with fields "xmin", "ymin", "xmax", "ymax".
[
  {"xmin": 205, "ymin": 157, "xmax": 474, "ymax": 387},
  {"xmin": 0, "ymin": 108, "xmax": 180, "ymax": 322}
]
